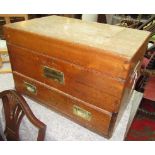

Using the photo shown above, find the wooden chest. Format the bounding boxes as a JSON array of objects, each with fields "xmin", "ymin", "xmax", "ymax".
[{"xmin": 4, "ymin": 16, "xmax": 150, "ymax": 138}]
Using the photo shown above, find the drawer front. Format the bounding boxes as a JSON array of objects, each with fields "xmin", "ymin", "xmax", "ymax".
[
  {"xmin": 8, "ymin": 44, "xmax": 124, "ymax": 112},
  {"xmin": 13, "ymin": 72, "xmax": 114, "ymax": 137}
]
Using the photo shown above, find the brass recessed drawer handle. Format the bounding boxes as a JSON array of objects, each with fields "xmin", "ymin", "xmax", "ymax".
[
  {"xmin": 73, "ymin": 105, "xmax": 92, "ymax": 121},
  {"xmin": 24, "ymin": 82, "xmax": 37, "ymax": 94},
  {"xmin": 43, "ymin": 66, "xmax": 64, "ymax": 84}
]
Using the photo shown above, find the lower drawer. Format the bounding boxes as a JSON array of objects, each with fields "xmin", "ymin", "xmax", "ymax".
[{"xmin": 13, "ymin": 72, "xmax": 117, "ymax": 138}]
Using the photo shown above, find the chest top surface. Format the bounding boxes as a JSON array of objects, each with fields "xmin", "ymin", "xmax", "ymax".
[{"xmin": 5, "ymin": 15, "xmax": 150, "ymax": 59}]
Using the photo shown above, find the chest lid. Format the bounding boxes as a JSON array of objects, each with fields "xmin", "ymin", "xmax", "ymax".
[{"xmin": 4, "ymin": 15, "xmax": 150, "ymax": 60}]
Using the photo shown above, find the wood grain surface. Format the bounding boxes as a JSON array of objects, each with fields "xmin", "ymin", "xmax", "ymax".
[{"xmin": 4, "ymin": 16, "xmax": 150, "ymax": 137}]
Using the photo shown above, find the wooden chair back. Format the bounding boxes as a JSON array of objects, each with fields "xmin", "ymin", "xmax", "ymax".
[{"xmin": 0, "ymin": 90, "xmax": 46, "ymax": 141}]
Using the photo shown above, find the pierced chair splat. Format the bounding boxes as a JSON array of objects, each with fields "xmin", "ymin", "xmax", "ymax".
[{"xmin": 0, "ymin": 90, "xmax": 46, "ymax": 141}]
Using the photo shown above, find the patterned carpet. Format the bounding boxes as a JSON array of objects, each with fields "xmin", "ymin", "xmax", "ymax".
[{"xmin": 125, "ymin": 98, "xmax": 155, "ymax": 141}]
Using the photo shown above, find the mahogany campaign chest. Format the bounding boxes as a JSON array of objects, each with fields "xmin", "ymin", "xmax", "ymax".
[{"xmin": 4, "ymin": 16, "xmax": 150, "ymax": 138}]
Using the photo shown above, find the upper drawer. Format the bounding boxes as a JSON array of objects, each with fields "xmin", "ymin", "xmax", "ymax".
[
  {"xmin": 8, "ymin": 44, "xmax": 125, "ymax": 112},
  {"xmin": 4, "ymin": 27, "xmax": 131, "ymax": 80}
]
